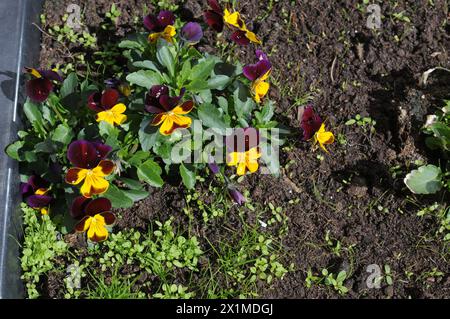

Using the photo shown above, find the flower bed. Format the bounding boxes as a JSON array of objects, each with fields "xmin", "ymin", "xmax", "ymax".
[{"xmin": 3, "ymin": 0, "xmax": 450, "ymax": 299}]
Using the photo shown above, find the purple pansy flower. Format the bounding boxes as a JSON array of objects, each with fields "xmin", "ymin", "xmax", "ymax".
[
  {"xmin": 143, "ymin": 10, "xmax": 175, "ymax": 32},
  {"xmin": 25, "ymin": 67, "xmax": 63, "ymax": 102},
  {"xmin": 181, "ymin": 22, "xmax": 203, "ymax": 43},
  {"xmin": 242, "ymin": 50, "xmax": 272, "ymax": 82},
  {"xmin": 21, "ymin": 175, "xmax": 53, "ymax": 212}
]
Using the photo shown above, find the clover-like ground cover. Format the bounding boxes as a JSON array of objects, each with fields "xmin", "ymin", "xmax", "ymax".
[{"xmin": 15, "ymin": 0, "xmax": 450, "ymax": 298}]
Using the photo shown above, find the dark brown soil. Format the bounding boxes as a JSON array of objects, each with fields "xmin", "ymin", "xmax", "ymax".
[{"xmin": 38, "ymin": 0, "xmax": 450, "ymax": 298}]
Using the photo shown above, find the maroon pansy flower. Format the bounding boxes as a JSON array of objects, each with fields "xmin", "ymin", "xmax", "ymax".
[
  {"xmin": 300, "ymin": 105, "xmax": 323, "ymax": 141},
  {"xmin": 67, "ymin": 140, "xmax": 112, "ymax": 169},
  {"xmin": 143, "ymin": 10, "xmax": 175, "ymax": 32},
  {"xmin": 25, "ymin": 67, "xmax": 63, "ymax": 103},
  {"xmin": 145, "ymin": 85, "xmax": 194, "ymax": 135},
  {"xmin": 204, "ymin": 0, "xmax": 224, "ymax": 32},
  {"xmin": 71, "ymin": 197, "xmax": 116, "ymax": 242}
]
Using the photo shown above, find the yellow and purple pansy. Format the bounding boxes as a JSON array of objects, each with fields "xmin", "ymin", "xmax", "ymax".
[
  {"xmin": 88, "ymin": 89, "xmax": 127, "ymax": 126},
  {"xmin": 225, "ymin": 128, "xmax": 261, "ymax": 176},
  {"xmin": 21, "ymin": 175, "xmax": 53, "ymax": 215},
  {"xmin": 300, "ymin": 105, "xmax": 335, "ymax": 152},
  {"xmin": 203, "ymin": 0, "xmax": 261, "ymax": 45},
  {"xmin": 143, "ymin": 10, "xmax": 176, "ymax": 43},
  {"xmin": 145, "ymin": 85, "xmax": 194, "ymax": 136},
  {"xmin": 65, "ymin": 140, "xmax": 115, "ymax": 198},
  {"xmin": 243, "ymin": 50, "xmax": 271, "ymax": 104},
  {"xmin": 71, "ymin": 197, "xmax": 116, "ymax": 242},
  {"xmin": 24, "ymin": 67, "xmax": 63, "ymax": 102}
]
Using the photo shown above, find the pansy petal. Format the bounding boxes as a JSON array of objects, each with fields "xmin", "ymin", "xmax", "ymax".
[
  {"xmin": 254, "ymin": 80, "xmax": 270, "ymax": 97},
  {"xmin": 255, "ymin": 50, "xmax": 268, "ymax": 61},
  {"xmin": 145, "ymin": 104, "xmax": 164, "ymax": 114},
  {"xmin": 85, "ymin": 198, "xmax": 112, "ymax": 217},
  {"xmin": 230, "ymin": 30, "xmax": 250, "ymax": 46},
  {"xmin": 256, "ymin": 60, "xmax": 272, "ymax": 79},
  {"xmin": 101, "ymin": 89, "xmax": 120, "ymax": 109},
  {"xmin": 208, "ymin": 0, "xmax": 222, "ymax": 14},
  {"xmin": 143, "ymin": 14, "xmax": 159, "ymax": 31},
  {"xmin": 236, "ymin": 162, "xmax": 247, "ymax": 176},
  {"xmin": 317, "ymin": 131, "xmax": 335, "ymax": 145},
  {"xmin": 81, "ymin": 175, "xmax": 109, "ymax": 198},
  {"xmin": 24, "ymin": 67, "xmax": 41, "ymax": 78},
  {"xmin": 151, "ymin": 113, "xmax": 166, "ymax": 126},
  {"xmin": 150, "ymin": 85, "xmax": 169, "ymax": 98},
  {"xmin": 245, "ymin": 30, "xmax": 262, "ymax": 45},
  {"xmin": 20, "ymin": 182, "xmax": 33, "ymax": 197},
  {"xmin": 172, "ymin": 114, "xmax": 192, "ymax": 128},
  {"xmin": 226, "ymin": 152, "xmax": 240, "ymax": 166},
  {"xmin": 182, "ymin": 22, "xmax": 203, "ymax": 43},
  {"xmin": 87, "ymin": 92, "xmax": 104, "ymax": 112},
  {"xmin": 204, "ymin": 11, "xmax": 224, "ymax": 32},
  {"xmin": 172, "ymin": 101, "xmax": 194, "ymax": 115},
  {"xmin": 242, "ymin": 64, "xmax": 258, "ymax": 81},
  {"xmin": 28, "ymin": 175, "xmax": 50, "ymax": 190},
  {"xmin": 111, "ymin": 103, "xmax": 126, "ymax": 114},
  {"xmin": 99, "ymin": 212, "xmax": 116, "ymax": 225},
  {"xmin": 75, "ymin": 216, "xmax": 92, "ymax": 232},
  {"xmin": 27, "ymin": 194, "xmax": 52, "ymax": 208},
  {"xmin": 223, "ymin": 9, "xmax": 243, "ymax": 28},
  {"xmin": 157, "ymin": 10, "xmax": 175, "ymax": 28},
  {"xmin": 246, "ymin": 161, "xmax": 259, "ymax": 173},
  {"xmin": 26, "ymin": 78, "xmax": 53, "ymax": 102},
  {"xmin": 92, "ymin": 142, "xmax": 112, "ymax": 161},
  {"xmin": 93, "ymin": 160, "xmax": 115, "ymax": 176},
  {"xmin": 159, "ymin": 117, "xmax": 175, "ymax": 135},
  {"xmin": 67, "ymin": 140, "xmax": 99, "ymax": 169},
  {"xmin": 65, "ymin": 168, "xmax": 88, "ymax": 185},
  {"xmin": 301, "ymin": 106, "xmax": 322, "ymax": 140},
  {"xmin": 87, "ymin": 223, "xmax": 108, "ymax": 242},
  {"xmin": 70, "ymin": 196, "xmax": 91, "ymax": 219},
  {"xmin": 38, "ymin": 69, "xmax": 63, "ymax": 82}
]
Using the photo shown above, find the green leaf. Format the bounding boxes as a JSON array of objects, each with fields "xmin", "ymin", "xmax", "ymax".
[
  {"xmin": 233, "ymin": 84, "xmax": 255, "ymax": 120},
  {"xmin": 119, "ymin": 177, "xmax": 145, "ymax": 190},
  {"xmin": 99, "ymin": 121, "xmax": 120, "ymax": 148},
  {"xmin": 404, "ymin": 164, "xmax": 442, "ymax": 194},
  {"xmin": 189, "ymin": 58, "xmax": 215, "ymax": 82},
  {"xmin": 104, "ymin": 184, "xmax": 134, "ymax": 208},
  {"xmin": 156, "ymin": 44, "xmax": 175, "ymax": 77},
  {"xmin": 118, "ymin": 39, "xmax": 144, "ymax": 51},
  {"xmin": 60, "ymin": 73, "xmax": 78, "ymax": 98},
  {"xmin": 132, "ymin": 60, "xmax": 159, "ymax": 72},
  {"xmin": 137, "ymin": 160, "xmax": 164, "ymax": 187},
  {"xmin": 126, "ymin": 70, "xmax": 162, "ymax": 89},
  {"xmin": 180, "ymin": 164, "xmax": 196, "ymax": 189},
  {"xmin": 207, "ymin": 75, "xmax": 230, "ymax": 90},
  {"xmin": 139, "ymin": 117, "xmax": 159, "ymax": 151},
  {"xmin": 122, "ymin": 189, "xmax": 149, "ymax": 202},
  {"xmin": 5, "ymin": 140, "xmax": 24, "ymax": 160},
  {"xmin": 51, "ymin": 124, "xmax": 74, "ymax": 145},
  {"xmin": 23, "ymin": 100, "xmax": 45, "ymax": 133},
  {"xmin": 198, "ymin": 103, "xmax": 227, "ymax": 130}
]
